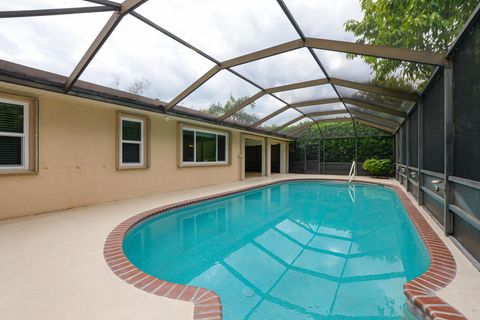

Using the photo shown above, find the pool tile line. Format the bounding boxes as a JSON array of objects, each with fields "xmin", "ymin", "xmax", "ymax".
[{"xmin": 103, "ymin": 178, "xmax": 466, "ymax": 320}]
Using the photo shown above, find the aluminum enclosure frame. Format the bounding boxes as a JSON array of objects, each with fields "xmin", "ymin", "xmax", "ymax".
[{"xmin": 0, "ymin": 0, "xmax": 449, "ymax": 139}]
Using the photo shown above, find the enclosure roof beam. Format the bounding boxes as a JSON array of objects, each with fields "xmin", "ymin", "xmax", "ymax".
[
  {"xmin": 330, "ymin": 78, "xmax": 418, "ymax": 102},
  {"xmin": 288, "ymin": 122, "xmax": 316, "ymax": 137},
  {"xmin": 131, "ymin": 12, "xmax": 220, "ymax": 63},
  {"xmin": 83, "ymin": 0, "xmax": 122, "ymax": 8},
  {"xmin": 165, "ymin": 35, "xmax": 431, "ymax": 111},
  {"xmin": 218, "ymin": 76, "xmax": 416, "ymax": 122},
  {"xmin": 305, "ymin": 110, "xmax": 349, "ymax": 118},
  {"xmin": 354, "ymin": 115, "xmax": 397, "ymax": 130},
  {"xmin": 248, "ymin": 106, "xmax": 291, "ymax": 128},
  {"xmin": 220, "ymin": 39, "xmax": 304, "ymax": 69},
  {"xmin": 249, "ymin": 98, "xmax": 342, "ymax": 129},
  {"xmin": 316, "ymin": 118, "xmax": 352, "ymax": 124},
  {"xmin": 276, "ymin": 0, "xmax": 355, "ymax": 133},
  {"xmin": 250, "ymin": 95, "xmax": 405, "ymax": 132},
  {"xmin": 271, "ymin": 115, "xmax": 305, "ymax": 133},
  {"xmin": 64, "ymin": 0, "xmax": 148, "ymax": 91},
  {"xmin": 0, "ymin": 6, "xmax": 116, "ymax": 18},
  {"xmin": 217, "ymin": 92, "xmax": 265, "ymax": 121},
  {"xmin": 218, "ymin": 79, "xmax": 330, "ymax": 121},
  {"xmin": 290, "ymin": 98, "xmax": 341, "ymax": 109},
  {"xmin": 217, "ymin": 78, "xmax": 332, "ymax": 121},
  {"xmin": 343, "ymin": 98, "xmax": 407, "ymax": 118},
  {"xmin": 305, "ymin": 38, "xmax": 446, "ymax": 66},
  {"xmin": 165, "ymin": 39, "xmax": 305, "ymax": 111},
  {"xmin": 266, "ymin": 78, "xmax": 330, "ymax": 94},
  {"xmin": 354, "ymin": 118, "xmax": 396, "ymax": 134},
  {"xmin": 349, "ymin": 110, "xmax": 400, "ymax": 128}
]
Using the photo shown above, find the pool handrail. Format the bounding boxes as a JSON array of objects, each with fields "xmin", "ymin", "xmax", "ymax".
[{"xmin": 348, "ymin": 161, "xmax": 356, "ymax": 182}]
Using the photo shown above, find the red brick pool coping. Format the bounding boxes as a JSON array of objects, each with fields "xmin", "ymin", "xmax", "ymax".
[{"xmin": 103, "ymin": 179, "xmax": 467, "ymax": 320}]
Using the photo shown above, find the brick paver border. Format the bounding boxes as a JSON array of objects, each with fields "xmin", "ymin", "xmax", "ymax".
[{"xmin": 103, "ymin": 179, "xmax": 466, "ymax": 320}]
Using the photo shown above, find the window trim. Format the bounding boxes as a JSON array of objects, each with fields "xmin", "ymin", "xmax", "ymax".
[
  {"xmin": 117, "ymin": 112, "xmax": 150, "ymax": 170},
  {"xmin": 0, "ymin": 92, "xmax": 38, "ymax": 175},
  {"xmin": 179, "ymin": 124, "xmax": 230, "ymax": 167}
]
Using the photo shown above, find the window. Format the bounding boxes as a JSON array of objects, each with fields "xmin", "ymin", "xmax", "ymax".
[
  {"xmin": 181, "ymin": 126, "xmax": 228, "ymax": 165},
  {"xmin": 0, "ymin": 94, "xmax": 37, "ymax": 173},
  {"xmin": 118, "ymin": 113, "xmax": 149, "ymax": 169}
]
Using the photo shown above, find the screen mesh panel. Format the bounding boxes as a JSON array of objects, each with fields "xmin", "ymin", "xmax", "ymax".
[
  {"xmin": 424, "ymin": 193, "xmax": 444, "ymax": 225},
  {"xmin": 305, "ymin": 140, "xmax": 322, "ymax": 174},
  {"xmin": 450, "ymin": 17, "xmax": 480, "ymax": 263},
  {"xmin": 395, "ymin": 131, "xmax": 400, "ymax": 164},
  {"xmin": 453, "ymin": 21, "xmax": 480, "ymax": 181},
  {"xmin": 354, "ymin": 122, "xmax": 389, "ymax": 137},
  {"xmin": 408, "ymin": 106, "xmax": 418, "ymax": 167},
  {"xmin": 324, "ymin": 137, "xmax": 355, "ymax": 164},
  {"xmin": 399, "ymin": 124, "xmax": 407, "ymax": 165},
  {"xmin": 454, "ymin": 214, "xmax": 480, "ymax": 262},
  {"xmin": 318, "ymin": 121, "xmax": 355, "ymax": 137},
  {"xmin": 288, "ymin": 141, "xmax": 305, "ymax": 173},
  {"xmin": 357, "ymin": 136, "xmax": 393, "ymax": 163},
  {"xmin": 422, "ymin": 72, "xmax": 444, "ymax": 173}
]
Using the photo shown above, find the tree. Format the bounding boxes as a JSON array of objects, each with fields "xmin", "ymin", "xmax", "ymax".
[
  {"xmin": 127, "ymin": 78, "xmax": 151, "ymax": 95},
  {"xmin": 206, "ymin": 95, "xmax": 259, "ymax": 125},
  {"xmin": 110, "ymin": 75, "xmax": 151, "ymax": 95},
  {"xmin": 345, "ymin": 0, "xmax": 478, "ymax": 85},
  {"xmin": 112, "ymin": 74, "xmax": 121, "ymax": 90}
]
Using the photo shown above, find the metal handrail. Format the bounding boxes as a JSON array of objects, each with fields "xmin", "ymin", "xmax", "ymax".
[{"xmin": 348, "ymin": 161, "xmax": 356, "ymax": 182}]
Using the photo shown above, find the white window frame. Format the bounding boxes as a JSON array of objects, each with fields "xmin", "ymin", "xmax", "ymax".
[
  {"xmin": 181, "ymin": 127, "xmax": 228, "ymax": 166},
  {"xmin": 119, "ymin": 116, "xmax": 144, "ymax": 167},
  {"xmin": 0, "ymin": 97, "xmax": 29, "ymax": 171}
]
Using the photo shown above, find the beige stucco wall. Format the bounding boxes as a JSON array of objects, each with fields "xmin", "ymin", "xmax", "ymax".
[{"xmin": 0, "ymin": 83, "xmax": 290, "ymax": 220}]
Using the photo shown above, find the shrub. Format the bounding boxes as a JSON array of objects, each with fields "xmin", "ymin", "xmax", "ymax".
[{"xmin": 362, "ymin": 158, "xmax": 393, "ymax": 177}]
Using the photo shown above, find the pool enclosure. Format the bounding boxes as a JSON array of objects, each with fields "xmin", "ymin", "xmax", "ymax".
[{"xmin": 0, "ymin": 1, "xmax": 479, "ymax": 265}]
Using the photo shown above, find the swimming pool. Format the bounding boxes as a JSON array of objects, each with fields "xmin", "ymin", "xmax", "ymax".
[{"xmin": 123, "ymin": 181, "xmax": 430, "ymax": 319}]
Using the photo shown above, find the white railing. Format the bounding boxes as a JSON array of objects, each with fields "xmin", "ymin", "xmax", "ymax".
[{"xmin": 348, "ymin": 161, "xmax": 357, "ymax": 182}]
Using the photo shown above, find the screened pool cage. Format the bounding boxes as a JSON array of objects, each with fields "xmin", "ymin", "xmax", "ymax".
[{"xmin": 0, "ymin": 1, "xmax": 479, "ymax": 264}]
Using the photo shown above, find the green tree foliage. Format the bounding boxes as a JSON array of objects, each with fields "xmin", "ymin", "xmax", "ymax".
[
  {"xmin": 299, "ymin": 122, "xmax": 355, "ymax": 138},
  {"xmin": 363, "ymin": 158, "xmax": 393, "ymax": 176},
  {"xmin": 325, "ymin": 138, "xmax": 356, "ymax": 162},
  {"xmin": 345, "ymin": 0, "xmax": 478, "ymax": 84},
  {"xmin": 357, "ymin": 136, "xmax": 394, "ymax": 162},
  {"xmin": 206, "ymin": 95, "xmax": 259, "ymax": 125},
  {"xmin": 293, "ymin": 122, "xmax": 394, "ymax": 163},
  {"xmin": 355, "ymin": 122, "xmax": 389, "ymax": 137}
]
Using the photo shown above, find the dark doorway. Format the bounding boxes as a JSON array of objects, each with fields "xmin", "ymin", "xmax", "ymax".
[
  {"xmin": 271, "ymin": 144, "xmax": 280, "ymax": 173},
  {"xmin": 245, "ymin": 145, "xmax": 262, "ymax": 174}
]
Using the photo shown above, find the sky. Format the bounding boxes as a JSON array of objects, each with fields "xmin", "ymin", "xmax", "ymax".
[{"xmin": 0, "ymin": 0, "xmax": 376, "ymax": 127}]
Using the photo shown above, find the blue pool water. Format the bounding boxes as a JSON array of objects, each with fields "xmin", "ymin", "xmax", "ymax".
[{"xmin": 123, "ymin": 181, "xmax": 430, "ymax": 319}]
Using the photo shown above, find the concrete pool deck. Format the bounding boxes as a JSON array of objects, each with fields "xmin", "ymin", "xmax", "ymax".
[{"xmin": 0, "ymin": 174, "xmax": 479, "ymax": 320}]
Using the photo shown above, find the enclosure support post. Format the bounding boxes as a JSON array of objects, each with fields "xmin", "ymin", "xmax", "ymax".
[
  {"xmin": 303, "ymin": 144, "xmax": 307, "ymax": 174},
  {"xmin": 285, "ymin": 142, "xmax": 289, "ymax": 174},
  {"xmin": 393, "ymin": 132, "xmax": 398, "ymax": 180},
  {"xmin": 405, "ymin": 117, "xmax": 410, "ymax": 191},
  {"xmin": 323, "ymin": 139, "xmax": 326, "ymax": 174},
  {"xmin": 355, "ymin": 137, "xmax": 358, "ymax": 174},
  {"xmin": 352, "ymin": 119, "xmax": 358, "ymax": 175},
  {"xmin": 418, "ymin": 101, "xmax": 424, "ymax": 205},
  {"xmin": 444, "ymin": 61, "xmax": 455, "ymax": 236},
  {"xmin": 317, "ymin": 139, "xmax": 321, "ymax": 174}
]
